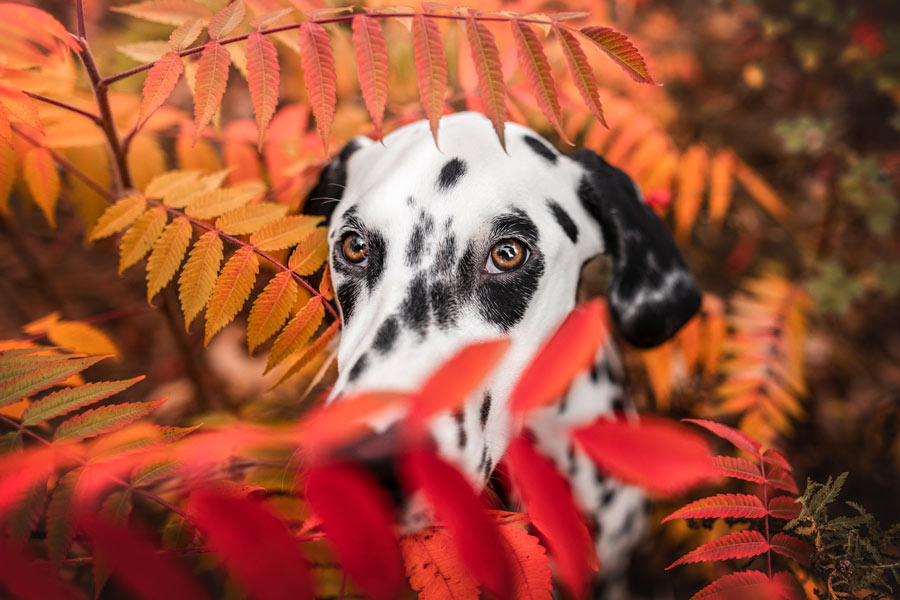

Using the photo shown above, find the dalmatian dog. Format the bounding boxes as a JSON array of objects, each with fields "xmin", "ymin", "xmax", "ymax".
[{"xmin": 305, "ymin": 112, "xmax": 701, "ymax": 595}]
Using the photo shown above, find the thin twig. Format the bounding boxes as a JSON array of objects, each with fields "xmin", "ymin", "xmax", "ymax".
[
  {"xmin": 23, "ymin": 92, "xmax": 102, "ymax": 125},
  {"xmin": 100, "ymin": 12, "xmax": 581, "ymax": 86},
  {"xmin": 74, "ymin": 0, "xmax": 86, "ymax": 39},
  {"xmin": 0, "ymin": 414, "xmax": 189, "ymax": 519}
]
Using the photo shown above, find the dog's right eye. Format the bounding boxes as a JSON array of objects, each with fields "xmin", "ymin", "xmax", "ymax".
[
  {"xmin": 341, "ymin": 233, "xmax": 369, "ymax": 265},
  {"xmin": 485, "ymin": 238, "xmax": 529, "ymax": 274}
]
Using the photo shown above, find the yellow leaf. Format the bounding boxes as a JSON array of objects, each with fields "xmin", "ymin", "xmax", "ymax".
[
  {"xmin": 204, "ymin": 246, "xmax": 259, "ymax": 345},
  {"xmin": 23, "ymin": 146, "xmax": 60, "ymax": 227},
  {"xmin": 640, "ymin": 341, "xmax": 673, "ymax": 411},
  {"xmin": 674, "ymin": 144, "xmax": 708, "ymax": 244},
  {"xmin": 288, "ymin": 228, "xmax": 328, "ymax": 275},
  {"xmin": 65, "ymin": 145, "xmax": 110, "ymax": 232},
  {"xmin": 90, "ymin": 194, "xmax": 146, "ymax": 241},
  {"xmin": 319, "ymin": 264, "xmax": 334, "ymax": 301},
  {"xmin": 184, "ymin": 180, "xmax": 265, "ymax": 219},
  {"xmin": 119, "ymin": 206, "xmax": 168, "ymax": 273},
  {"xmin": 145, "ymin": 169, "xmax": 202, "ymax": 198},
  {"xmin": 274, "ymin": 320, "xmax": 338, "ymax": 386},
  {"xmin": 0, "ymin": 141, "xmax": 15, "ymax": 218},
  {"xmin": 146, "ymin": 217, "xmax": 193, "ymax": 301},
  {"xmin": 734, "ymin": 160, "xmax": 790, "ymax": 223},
  {"xmin": 215, "ymin": 202, "xmax": 288, "ymax": 235},
  {"xmin": 178, "ymin": 230, "xmax": 224, "ymax": 330},
  {"xmin": 708, "ymin": 149, "xmax": 734, "ymax": 227},
  {"xmin": 22, "ymin": 312, "xmax": 61, "ymax": 335},
  {"xmin": 249, "ymin": 214, "xmax": 323, "ymax": 251},
  {"xmin": 128, "ymin": 132, "xmax": 167, "ymax": 192},
  {"xmin": 265, "ymin": 296, "xmax": 324, "ymax": 373},
  {"xmin": 47, "ymin": 321, "xmax": 119, "ymax": 358},
  {"xmin": 246, "ymin": 271, "xmax": 298, "ymax": 353}
]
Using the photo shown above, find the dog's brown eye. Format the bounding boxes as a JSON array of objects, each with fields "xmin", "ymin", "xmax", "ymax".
[
  {"xmin": 486, "ymin": 239, "xmax": 528, "ymax": 273},
  {"xmin": 342, "ymin": 233, "xmax": 368, "ymax": 264}
]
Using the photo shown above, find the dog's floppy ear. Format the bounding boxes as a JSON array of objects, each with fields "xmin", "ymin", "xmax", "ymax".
[
  {"xmin": 303, "ymin": 137, "xmax": 371, "ymax": 222},
  {"xmin": 573, "ymin": 148, "xmax": 702, "ymax": 348}
]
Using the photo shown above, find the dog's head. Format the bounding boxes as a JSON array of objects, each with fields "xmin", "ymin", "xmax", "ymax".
[{"xmin": 305, "ymin": 112, "xmax": 700, "ymax": 481}]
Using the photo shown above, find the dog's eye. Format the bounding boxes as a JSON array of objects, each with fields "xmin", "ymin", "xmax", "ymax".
[
  {"xmin": 486, "ymin": 239, "xmax": 528, "ymax": 273},
  {"xmin": 341, "ymin": 232, "xmax": 369, "ymax": 265}
]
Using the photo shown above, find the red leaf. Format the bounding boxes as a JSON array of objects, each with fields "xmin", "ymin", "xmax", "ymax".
[
  {"xmin": 510, "ymin": 299, "xmax": 607, "ymax": 415},
  {"xmin": 574, "ymin": 416, "xmax": 717, "ymax": 496},
  {"xmin": 405, "ymin": 338, "xmax": 510, "ymax": 434},
  {"xmin": 246, "ymin": 32, "xmax": 280, "ymax": 150},
  {"xmin": 684, "ymin": 419, "xmax": 761, "ymax": 457},
  {"xmin": 689, "ymin": 570, "xmax": 773, "ymax": 600},
  {"xmin": 767, "ymin": 496, "xmax": 801, "ymax": 520},
  {"xmin": 667, "ymin": 530, "xmax": 769, "ymax": 569},
  {"xmin": 298, "ymin": 22, "xmax": 336, "ymax": 152},
  {"xmin": 769, "ymin": 533, "xmax": 809, "ymax": 566},
  {"xmin": 305, "ymin": 463, "xmax": 404, "ymax": 600},
  {"xmin": 498, "ymin": 524, "xmax": 553, "ymax": 600},
  {"xmin": 762, "ymin": 448, "xmax": 793, "ymax": 472},
  {"xmin": 412, "ymin": 14, "xmax": 448, "ymax": 146},
  {"xmin": 554, "ymin": 25, "xmax": 606, "ymax": 128},
  {"xmin": 0, "ymin": 537, "xmax": 78, "ymax": 600},
  {"xmin": 464, "ymin": 17, "xmax": 507, "ymax": 150},
  {"xmin": 510, "ymin": 19, "xmax": 567, "ymax": 144},
  {"xmin": 504, "ymin": 436, "xmax": 595, "ymax": 598},
  {"xmin": 403, "ymin": 448, "xmax": 512, "ymax": 598},
  {"xmin": 352, "ymin": 15, "xmax": 389, "ymax": 140},
  {"xmin": 401, "ymin": 530, "xmax": 479, "ymax": 599},
  {"xmin": 138, "ymin": 52, "xmax": 183, "ymax": 127},
  {"xmin": 713, "ymin": 455, "xmax": 764, "ymax": 484},
  {"xmin": 193, "ymin": 42, "xmax": 231, "ymax": 144},
  {"xmin": 662, "ymin": 493, "xmax": 766, "ymax": 523},
  {"xmin": 298, "ymin": 391, "xmax": 409, "ymax": 456},
  {"xmin": 81, "ymin": 517, "xmax": 209, "ymax": 600},
  {"xmin": 766, "ymin": 468, "xmax": 799, "ymax": 495},
  {"xmin": 188, "ymin": 490, "xmax": 314, "ymax": 600},
  {"xmin": 578, "ymin": 25, "xmax": 654, "ymax": 84},
  {"xmin": 772, "ymin": 571, "xmax": 805, "ymax": 600}
]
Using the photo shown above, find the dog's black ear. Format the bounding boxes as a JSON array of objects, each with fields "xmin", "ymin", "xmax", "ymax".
[
  {"xmin": 303, "ymin": 138, "xmax": 368, "ymax": 222},
  {"xmin": 573, "ymin": 148, "xmax": 701, "ymax": 348}
]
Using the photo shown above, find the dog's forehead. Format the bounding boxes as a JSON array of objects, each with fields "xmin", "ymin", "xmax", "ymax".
[{"xmin": 333, "ymin": 114, "xmax": 583, "ymax": 233}]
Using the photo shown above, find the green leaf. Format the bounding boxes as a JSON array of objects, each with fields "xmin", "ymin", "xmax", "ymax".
[
  {"xmin": 53, "ymin": 398, "xmax": 166, "ymax": 442},
  {"xmin": 132, "ymin": 459, "xmax": 177, "ymax": 487},
  {"xmin": 7, "ymin": 477, "xmax": 48, "ymax": 544},
  {"xmin": 22, "ymin": 377, "xmax": 145, "ymax": 426},
  {"xmin": 46, "ymin": 469, "xmax": 79, "ymax": 564},
  {"xmin": 0, "ymin": 355, "xmax": 106, "ymax": 407}
]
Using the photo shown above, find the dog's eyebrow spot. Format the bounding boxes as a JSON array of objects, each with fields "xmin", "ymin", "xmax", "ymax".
[
  {"xmin": 547, "ymin": 199, "xmax": 579, "ymax": 243},
  {"xmin": 523, "ymin": 135, "xmax": 557, "ymax": 163},
  {"xmin": 436, "ymin": 158, "xmax": 467, "ymax": 191},
  {"xmin": 372, "ymin": 316, "xmax": 399, "ymax": 354},
  {"xmin": 479, "ymin": 393, "xmax": 492, "ymax": 428},
  {"xmin": 400, "ymin": 273, "xmax": 430, "ymax": 336},
  {"xmin": 406, "ymin": 209, "xmax": 434, "ymax": 267},
  {"xmin": 348, "ymin": 353, "xmax": 368, "ymax": 382},
  {"xmin": 490, "ymin": 210, "xmax": 540, "ymax": 245}
]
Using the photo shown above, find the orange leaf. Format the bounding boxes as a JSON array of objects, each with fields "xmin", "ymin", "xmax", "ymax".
[
  {"xmin": 662, "ymin": 493, "xmax": 766, "ymax": 522},
  {"xmin": 193, "ymin": 42, "xmax": 231, "ymax": 144},
  {"xmin": 0, "ymin": 87, "xmax": 44, "ymax": 135},
  {"xmin": 675, "ymin": 144, "xmax": 708, "ymax": 243},
  {"xmin": 188, "ymin": 490, "xmax": 314, "ymax": 600},
  {"xmin": 207, "ymin": 0, "xmax": 245, "ymax": 40},
  {"xmin": 504, "ymin": 436, "xmax": 595, "ymax": 598},
  {"xmin": 168, "ymin": 17, "xmax": 203, "ymax": 51},
  {"xmin": 555, "ymin": 25, "xmax": 606, "ymax": 127},
  {"xmin": 404, "ymin": 449, "xmax": 512, "ymax": 599},
  {"xmin": 298, "ymin": 391, "xmax": 409, "ymax": 455},
  {"xmin": 406, "ymin": 338, "xmax": 510, "ymax": 433},
  {"xmin": 352, "ymin": 15, "xmax": 389, "ymax": 140},
  {"xmin": 246, "ymin": 32, "xmax": 280, "ymax": 150},
  {"xmin": 138, "ymin": 52, "xmax": 184, "ymax": 128},
  {"xmin": 288, "ymin": 228, "xmax": 328, "ymax": 276},
  {"xmin": 734, "ymin": 160, "xmax": 790, "ymax": 223},
  {"xmin": 298, "ymin": 22, "xmax": 336, "ymax": 152},
  {"xmin": 667, "ymin": 530, "xmax": 768, "ymax": 569},
  {"xmin": 265, "ymin": 296, "xmax": 324, "ymax": 372},
  {"xmin": 305, "ymin": 463, "xmax": 405, "ymax": 600},
  {"xmin": 401, "ymin": 530, "xmax": 479, "ymax": 600},
  {"xmin": 0, "ymin": 109, "xmax": 10, "ymax": 149},
  {"xmin": 708, "ymin": 148, "xmax": 734, "ymax": 226},
  {"xmin": 246, "ymin": 271, "xmax": 297, "ymax": 353},
  {"xmin": 319, "ymin": 263, "xmax": 334, "ymax": 301},
  {"xmin": 23, "ymin": 146, "xmax": 59, "ymax": 227},
  {"xmin": 510, "ymin": 20, "xmax": 567, "ymax": 144},
  {"xmin": 412, "ymin": 14, "xmax": 448, "ymax": 146},
  {"xmin": 578, "ymin": 25, "xmax": 654, "ymax": 84},
  {"xmin": 497, "ymin": 524, "xmax": 553, "ymax": 600},
  {"xmin": 274, "ymin": 320, "xmax": 339, "ymax": 386},
  {"xmin": 204, "ymin": 246, "xmax": 259, "ymax": 345},
  {"xmin": 574, "ymin": 416, "xmax": 717, "ymax": 496},
  {"xmin": 510, "ymin": 299, "xmax": 607, "ymax": 415},
  {"xmin": 769, "ymin": 533, "xmax": 809, "ymax": 565},
  {"xmin": 465, "ymin": 17, "xmax": 507, "ymax": 150},
  {"xmin": 713, "ymin": 455, "xmax": 764, "ymax": 484},
  {"xmin": 689, "ymin": 570, "xmax": 773, "ymax": 600}
]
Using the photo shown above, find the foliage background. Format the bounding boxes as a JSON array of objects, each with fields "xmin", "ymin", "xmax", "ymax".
[{"xmin": 0, "ymin": 0, "xmax": 898, "ymax": 597}]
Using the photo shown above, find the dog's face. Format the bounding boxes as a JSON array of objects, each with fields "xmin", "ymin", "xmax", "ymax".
[{"xmin": 306, "ymin": 112, "xmax": 700, "ymax": 483}]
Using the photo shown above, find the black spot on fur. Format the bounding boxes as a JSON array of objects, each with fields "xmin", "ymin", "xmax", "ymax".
[
  {"xmin": 373, "ymin": 317, "xmax": 399, "ymax": 354},
  {"xmin": 547, "ymin": 199, "xmax": 578, "ymax": 243},
  {"xmin": 348, "ymin": 353, "xmax": 368, "ymax": 382},
  {"xmin": 429, "ymin": 280, "xmax": 458, "ymax": 329},
  {"xmin": 364, "ymin": 230, "xmax": 386, "ymax": 291},
  {"xmin": 432, "ymin": 228, "xmax": 457, "ymax": 276},
  {"xmin": 483, "ymin": 456, "xmax": 493, "ymax": 478},
  {"xmin": 303, "ymin": 139, "xmax": 362, "ymax": 222},
  {"xmin": 454, "ymin": 409, "xmax": 466, "ymax": 449},
  {"xmin": 612, "ymin": 396, "xmax": 626, "ymax": 417},
  {"xmin": 523, "ymin": 135, "xmax": 557, "ymax": 163},
  {"xmin": 589, "ymin": 362, "xmax": 600, "ymax": 383},
  {"xmin": 400, "ymin": 273, "xmax": 430, "ymax": 336},
  {"xmin": 336, "ymin": 280, "xmax": 361, "ymax": 323},
  {"xmin": 480, "ymin": 393, "xmax": 492, "ymax": 428},
  {"xmin": 602, "ymin": 487, "xmax": 617, "ymax": 507},
  {"xmin": 406, "ymin": 210, "xmax": 434, "ymax": 267},
  {"xmin": 617, "ymin": 508, "xmax": 637, "ymax": 539},
  {"xmin": 436, "ymin": 158, "xmax": 467, "ymax": 191},
  {"xmin": 567, "ymin": 443, "xmax": 578, "ymax": 477}
]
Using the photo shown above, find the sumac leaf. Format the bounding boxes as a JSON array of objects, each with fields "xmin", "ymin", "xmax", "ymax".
[
  {"xmin": 352, "ymin": 15, "xmax": 389, "ymax": 139},
  {"xmin": 204, "ymin": 246, "xmax": 259, "ymax": 345},
  {"xmin": 464, "ymin": 17, "xmax": 507, "ymax": 150},
  {"xmin": 246, "ymin": 32, "xmax": 279, "ymax": 149},
  {"xmin": 178, "ymin": 231, "xmax": 224, "ymax": 330},
  {"xmin": 667, "ymin": 530, "xmax": 769, "ymax": 569},
  {"xmin": 578, "ymin": 25, "xmax": 654, "ymax": 84},
  {"xmin": 769, "ymin": 533, "xmax": 809, "ymax": 565},
  {"xmin": 298, "ymin": 22, "xmax": 336, "ymax": 151},
  {"xmin": 193, "ymin": 41, "xmax": 231, "ymax": 143},
  {"xmin": 138, "ymin": 52, "xmax": 184, "ymax": 127},
  {"xmin": 510, "ymin": 20, "xmax": 567, "ymax": 143},
  {"xmin": 412, "ymin": 14, "xmax": 448, "ymax": 146},
  {"xmin": 662, "ymin": 493, "xmax": 765, "ymax": 523}
]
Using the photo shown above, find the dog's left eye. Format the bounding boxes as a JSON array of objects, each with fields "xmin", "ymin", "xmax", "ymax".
[
  {"xmin": 341, "ymin": 232, "xmax": 369, "ymax": 265},
  {"xmin": 485, "ymin": 239, "xmax": 529, "ymax": 274}
]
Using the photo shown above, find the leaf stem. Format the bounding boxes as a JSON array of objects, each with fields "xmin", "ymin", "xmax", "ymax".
[
  {"xmin": 760, "ymin": 456, "xmax": 773, "ymax": 578},
  {"xmin": 22, "ymin": 92, "xmax": 102, "ymax": 125}
]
